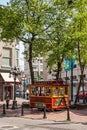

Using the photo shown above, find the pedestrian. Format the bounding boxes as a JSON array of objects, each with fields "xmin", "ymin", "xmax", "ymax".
[
  {"xmin": 26, "ymin": 90, "xmax": 29, "ymax": 100},
  {"xmin": 6, "ymin": 91, "xmax": 10, "ymax": 109}
]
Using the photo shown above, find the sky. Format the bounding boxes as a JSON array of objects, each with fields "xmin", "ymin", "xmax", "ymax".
[
  {"xmin": 0, "ymin": 0, "xmax": 10, "ymax": 5},
  {"xmin": 0, "ymin": 0, "xmax": 24, "ymax": 70}
]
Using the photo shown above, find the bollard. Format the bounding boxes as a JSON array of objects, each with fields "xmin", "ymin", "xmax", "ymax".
[
  {"xmin": 66, "ymin": 106, "xmax": 71, "ymax": 121},
  {"xmin": 3, "ymin": 104, "xmax": 6, "ymax": 115},
  {"xmin": 6, "ymin": 100, "xmax": 9, "ymax": 109},
  {"xmin": 43, "ymin": 105, "xmax": 47, "ymax": 119},
  {"xmin": 12, "ymin": 100, "xmax": 17, "ymax": 109},
  {"xmin": 21, "ymin": 104, "xmax": 24, "ymax": 116}
]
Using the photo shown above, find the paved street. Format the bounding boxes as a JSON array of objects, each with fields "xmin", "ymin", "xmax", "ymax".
[
  {"xmin": 0, "ymin": 117, "xmax": 87, "ymax": 130},
  {"xmin": 0, "ymin": 98, "xmax": 87, "ymax": 130}
]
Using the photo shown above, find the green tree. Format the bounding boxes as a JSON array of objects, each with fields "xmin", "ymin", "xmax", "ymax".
[
  {"xmin": 0, "ymin": 0, "xmax": 54, "ymax": 84},
  {"xmin": 68, "ymin": 0, "xmax": 87, "ymax": 104},
  {"xmin": 45, "ymin": 0, "xmax": 74, "ymax": 80}
]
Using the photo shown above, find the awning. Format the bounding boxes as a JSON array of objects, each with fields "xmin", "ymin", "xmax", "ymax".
[{"xmin": 0, "ymin": 73, "xmax": 20, "ymax": 84}]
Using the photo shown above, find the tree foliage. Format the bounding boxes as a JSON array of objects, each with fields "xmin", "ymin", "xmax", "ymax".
[
  {"xmin": 66, "ymin": 0, "xmax": 87, "ymax": 104},
  {"xmin": 0, "ymin": 0, "xmax": 54, "ymax": 84},
  {"xmin": 45, "ymin": 0, "xmax": 75, "ymax": 79},
  {"xmin": 0, "ymin": 0, "xmax": 87, "ymax": 91}
]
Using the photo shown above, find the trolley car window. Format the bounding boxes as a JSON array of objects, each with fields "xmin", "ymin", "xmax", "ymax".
[
  {"xmin": 65, "ymin": 87, "xmax": 68, "ymax": 95},
  {"xmin": 40, "ymin": 86, "xmax": 45, "ymax": 96},
  {"xmin": 46, "ymin": 87, "xmax": 51, "ymax": 96},
  {"xmin": 36, "ymin": 86, "xmax": 45, "ymax": 96},
  {"xmin": 54, "ymin": 87, "xmax": 58, "ymax": 96},
  {"xmin": 36, "ymin": 87, "xmax": 40, "ymax": 96},
  {"xmin": 31, "ymin": 87, "xmax": 35, "ymax": 95},
  {"xmin": 60, "ymin": 87, "xmax": 64, "ymax": 96}
]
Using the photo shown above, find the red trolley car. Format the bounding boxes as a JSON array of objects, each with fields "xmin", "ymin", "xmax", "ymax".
[{"xmin": 29, "ymin": 80, "xmax": 70, "ymax": 111}]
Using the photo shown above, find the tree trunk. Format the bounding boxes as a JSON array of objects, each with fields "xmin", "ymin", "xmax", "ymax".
[
  {"xmin": 74, "ymin": 39, "xmax": 85, "ymax": 104},
  {"xmin": 74, "ymin": 65, "xmax": 85, "ymax": 105},
  {"xmin": 74, "ymin": 78, "xmax": 81, "ymax": 105},
  {"xmin": 28, "ymin": 43, "xmax": 34, "ymax": 84},
  {"xmin": 56, "ymin": 62, "xmax": 62, "ymax": 80},
  {"xmin": 80, "ymin": 66, "xmax": 85, "ymax": 103}
]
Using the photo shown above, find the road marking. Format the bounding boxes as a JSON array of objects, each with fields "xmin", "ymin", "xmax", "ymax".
[{"xmin": 0, "ymin": 125, "xmax": 18, "ymax": 130}]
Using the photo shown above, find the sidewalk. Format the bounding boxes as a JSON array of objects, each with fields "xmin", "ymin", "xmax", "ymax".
[{"xmin": 0, "ymin": 98, "xmax": 87, "ymax": 123}]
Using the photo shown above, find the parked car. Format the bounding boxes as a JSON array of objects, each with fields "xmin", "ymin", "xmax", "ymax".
[
  {"xmin": 16, "ymin": 90, "xmax": 23, "ymax": 97},
  {"xmin": 76, "ymin": 91, "xmax": 87, "ymax": 103},
  {"xmin": 76, "ymin": 91, "xmax": 87, "ymax": 98}
]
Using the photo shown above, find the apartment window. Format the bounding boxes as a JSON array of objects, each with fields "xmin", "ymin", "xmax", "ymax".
[
  {"xmin": 33, "ymin": 59, "xmax": 38, "ymax": 64},
  {"xmin": 40, "ymin": 71, "xmax": 43, "ymax": 77},
  {"xmin": 40, "ymin": 65, "xmax": 43, "ymax": 70},
  {"xmin": 39, "ymin": 59, "xmax": 43, "ymax": 63},
  {"xmin": 70, "ymin": 75, "xmax": 77, "ymax": 80},
  {"xmin": 2, "ymin": 48, "xmax": 11, "ymax": 67},
  {"xmin": 73, "ymin": 75, "xmax": 77, "ymax": 80},
  {"xmin": 79, "ymin": 74, "xmax": 86, "ymax": 79},
  {"xmin": 65, "ymin": 77, "xmax": 70, "ymax": 80},
  {"xmin": 33, "ymin": 65, "xmax": 38, "ymax": 70},
  {"xmin": 16, "ymin": 50, "xmax": 19, "ymax": 67},
  {"xmin": 33, "ymin": 58, "xmax": 43, "ymax": 64}
]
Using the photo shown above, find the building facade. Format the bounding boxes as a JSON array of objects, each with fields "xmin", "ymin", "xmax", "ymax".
[
  {"xmin": 24, "ymin": 55, "xmax": 87, "ymax": 102},
  {"xmin": 24, "ymin": 56, "xmax": 48, "ymax": 83},
  {"xmin": 61, "ymin": 61, "xmax": 87, "ymax": 101},
  {"xmin": 0, "ymin": 40, "xmax": 20, "ymax": 101},
  {"xmin": 0, "ymin": 40, "xmax": 19, "ymax": 71}
]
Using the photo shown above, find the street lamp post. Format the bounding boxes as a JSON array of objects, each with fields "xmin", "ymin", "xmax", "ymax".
[
  {"xmin": 21, "ymin": 74, "xmax": 26, "ymax": 99},
  {"xmin": 23, "ymin": 79, "xmax": 25, "ymax": 98},
  {"xmin": 10, "ymin": 67, "xmax": 21, "ymax": 109}
]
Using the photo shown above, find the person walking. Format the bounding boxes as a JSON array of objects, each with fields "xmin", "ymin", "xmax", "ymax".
[
  {"xmin": 26, "ymin": 89, "xmax": 29, "ymax": 100},
  {"xmin": 6, "ymin": 91, "xmax": 10, "ymax": 109}
]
